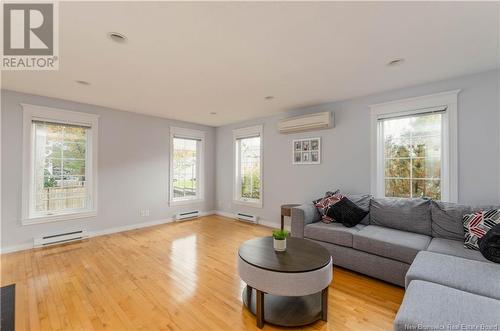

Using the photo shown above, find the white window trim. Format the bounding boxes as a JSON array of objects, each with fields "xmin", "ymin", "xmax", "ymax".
[
  {"xmin": 169, "ymin": 126, "xmax": 205, "ymax": 206},
  {"xmin": 21, "ymin": 104, "xmax": 99, "ymax": 225},
  {"xmin": 369, "ymin": 90, "xmax": 460, "ymax": 202},
  {"xmin": 233, "ymin": 125, "xmax": 263, "ymax": 208}
]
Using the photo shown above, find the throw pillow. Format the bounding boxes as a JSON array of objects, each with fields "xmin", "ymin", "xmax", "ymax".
[
  {"xmin": 478, "ymin": 223, "xmax": 500, "ymax": 263},
  {"xmin": 463, "ymin": 209, "xmax": 500, "ymax": 250},
  {"xmin": 344, "ymin": 194, "xmax": 371, "ymax": 225},
  {"xmin": 324, "ymin": 190, "xmax": 340, "ymax": 197},
  {"xmin": 325, "ymin": 197, "xmax": 369, "ymax": 228},
  {"xmin": 312, "ymin": 190, "xmax": 340, "ymax": 205},
  {"xmin": 320, "ymin": 194, "xmax": 345, "ymax": 223},
  {"xmin": 313, "ymin": 190, "xmax": 340, "ymax": 223}
]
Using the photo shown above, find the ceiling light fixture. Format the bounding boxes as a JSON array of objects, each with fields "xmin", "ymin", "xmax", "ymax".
[
  {"xmin": 387, "ymin": 58, "xmax": 405, "ymax": 67},
  {"xmin": 75, "ymin": 80, "xmax": 90, "ymax": 85},
  {"xmin": 264, "ymin": 96, "xmax": 274, "ymax": 100},
  {"xmin": 108, "ymin": 32, "xmax": 127, "ymax": 43}
]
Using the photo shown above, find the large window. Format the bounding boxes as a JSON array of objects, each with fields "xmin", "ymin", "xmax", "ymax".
[
  {"xmin": 381, "ymin": 112, "xmax": 442, "ymax": 199},
  {"xmin": 169, "ymin": 127, "xmax": 204, "ymax": 204},
  {"xmin": 22, "ymin": 105, "xmax": 98, "ymax": 224},
  {"xmin": 371, "ymin": 91, "xmax": 459, "ymax": 202},
  {"xmin": 233, "ymin": 125, "xmax": 263, "ymax": 207}
]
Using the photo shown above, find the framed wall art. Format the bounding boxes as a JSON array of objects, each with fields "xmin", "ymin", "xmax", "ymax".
[{"xmin": 293, "ymin": 138, "xmax": 321, "ymax": 165}]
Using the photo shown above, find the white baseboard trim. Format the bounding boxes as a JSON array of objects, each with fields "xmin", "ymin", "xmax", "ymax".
[
  {"xmin": 214, "ymin": 210, "xmax": 281, "ymax": 229},
  {"xmin": 89, "ymin": 218, "xmax": 174, "ymax": 238},
  {"xmin": 90, "ymin": 210, "xmax": 216, "ymax": 237},
  {"xmin": 0, "ymin": 243, "xmax": 34, "ymax": 254},
  {"xmin": 0, "ymin": 210, "xmax": 217, "ymax": 255},
  {"xmin": 200, "ymin": 210, "xmax": 217, "ymax": 217},
  {"xmin": 259, "ymin": 219, "xmax": 281, "ymax": 229},
  {"xmin": 214, "ymin": 210, "xmax": 236, "ymax": 219}
]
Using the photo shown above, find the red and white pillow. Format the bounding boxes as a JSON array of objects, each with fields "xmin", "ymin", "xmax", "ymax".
[
  {"xmin": 463, "ymin": 209, "xmax": 500, "ymax": 250},
  {"xmin": 314, "ymin": 193, "xmax": 345, "ymax": 223},
  {"xmin": 313, "ymin": 190, "xmax": 339, "ymax": 215}
]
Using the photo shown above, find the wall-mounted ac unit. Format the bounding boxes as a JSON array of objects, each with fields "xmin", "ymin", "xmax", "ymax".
[
  {"xmin": 34, "ymin": 230, "xmax": 88, "ymax": 248},
  {"xmin": 236, "ymin": 212, "xmax": 258, "ymax": 223},
  {"xmin": 278, "ymin": 111, "xmax": 333, "ymax": 134},
  {"xmin": 176, "ymin": 210, "xmax": 200, "ymax": 221}
]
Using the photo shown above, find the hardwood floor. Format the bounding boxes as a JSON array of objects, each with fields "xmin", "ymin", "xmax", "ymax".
[{"xmin": 1, "ymin": 215, "xmax": 404, "ymax": 331}]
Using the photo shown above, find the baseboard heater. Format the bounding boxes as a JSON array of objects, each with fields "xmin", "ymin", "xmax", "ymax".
[
  {"xmin": 176, "ymin": 210, "xmax": 200, "ymax": 221},
  {"xmin": 236, "ymin": 212, "xmax": 258, "ymax": 223},
  {"xmin": 34, "ymin": 230, "xmax": 88, "ymax": 248}
]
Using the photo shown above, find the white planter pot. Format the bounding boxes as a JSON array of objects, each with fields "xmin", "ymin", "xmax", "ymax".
[{"xmin": 273, "ymin": 238, "xmax": 287, "ymax": 252}]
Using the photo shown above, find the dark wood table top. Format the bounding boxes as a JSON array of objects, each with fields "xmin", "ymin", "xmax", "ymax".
[{"xmin": 238, "ymin": 237, "xmax": 331, "ymax": 273}]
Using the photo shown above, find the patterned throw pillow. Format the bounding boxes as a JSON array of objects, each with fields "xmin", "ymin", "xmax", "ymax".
[
  {"xmin": 313, "ymin": 190, "xmax": 339, "ymax": 215},
  {"xmin": 463, "ymin": 209, "xmax": 500, "ymax": 250},
  {"xmin": 314, "ymin": 192, "xmax": 344, "ymax": 223}
]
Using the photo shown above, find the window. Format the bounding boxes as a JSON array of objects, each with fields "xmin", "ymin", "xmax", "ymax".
[
  {"xmin": 169, "ymin": 127, "xmax": 205, "ymax": 205},
  {"xmin": 233, "ymin": 125, "xmax": 263, "ymax": 207},
  {"xmin": 370, "ymin": 91, "xmax": 459, "ymax": 202},
  {"xmin": 381, "ymin": 112, "xmax": 442, "ymax": 199},
  {"xmin": 22, "ymin": 104, "xmax": 99, "ymax": 224}
]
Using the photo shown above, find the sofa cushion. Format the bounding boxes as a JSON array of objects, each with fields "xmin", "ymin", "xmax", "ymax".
[
  {"xmin": 431, "ymin": 200, "xmax": 471, "ymax": 240},
  {"xmin": 393, "ymin": 280, "xmax": 500, "ymax": 331},
  {"xmin": 406, "ymin": 251, "xmax": 500, "ymax": 300},
  {"xmin": 427, "ymin": 238, "xmax": 490, "ymax": 263},
  {"xmin": 353, "ymin": 225, "xmax": 431, "ymax": 264},
  {"xmin": 315, "ymin": 240, "xmax": 410, "ymax": 286},
  {"xmin": 345, "ymin": 194, "xmax": 371, "ymax": 225},
  {"xmin": 370, "ymin": 197, "xmax": 431, "ymax": 235},
  {"xmin": 304, "ymin": 222, "xmax": 365, "ymax": 247}
]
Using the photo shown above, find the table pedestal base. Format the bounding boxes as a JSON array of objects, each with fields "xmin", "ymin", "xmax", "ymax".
[{"xmin": 242, "ymin": 286, "xmax": 327, "ymax": 328}]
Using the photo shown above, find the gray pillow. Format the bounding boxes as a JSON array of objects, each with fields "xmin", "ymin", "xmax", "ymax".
[
  {"xmin": 431, "ymin": 201, "xmax": 471, "ymax": 241},
  {"xmin": 370, "ymin": 197, "xmax": 432, "ymax": 235}
]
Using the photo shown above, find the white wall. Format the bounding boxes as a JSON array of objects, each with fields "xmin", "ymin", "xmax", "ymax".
[
  {"xmin": 1, "ymin": 90, "xmax": 216, "ymax": 252},
  {"xmin": 215, "ymin": 70, "xmax": 500, "ymax": 227}
]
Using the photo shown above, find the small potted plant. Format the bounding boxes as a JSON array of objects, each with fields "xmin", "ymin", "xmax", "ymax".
[{"xmin": 272, "ymin": 229, "xmax": 289, "ymax": 252}]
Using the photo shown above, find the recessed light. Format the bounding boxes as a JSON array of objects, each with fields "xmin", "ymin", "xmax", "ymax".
[
  {"xmin": 108, "ymin": 32, "xmax": 127, "ymax": 43},
  {"xmin": 75, "ymin": 80, "xmax": 90, "ymax": 85},
  {"xmin": 264, "ymin": 96, "xmax": 274, "ymax": 100},
  {"xmin": 387, "ymin": 58, "xmax": 405, "ymax": 67},
  {"xmin": 209, "ymin": 112, "xmax": 217, "ymax": 115}
]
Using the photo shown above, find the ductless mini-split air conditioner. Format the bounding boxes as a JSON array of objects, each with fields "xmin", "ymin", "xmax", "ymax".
[{"xmin": 278, "ymin": 111, "xmax": 333, "ymax": 134}]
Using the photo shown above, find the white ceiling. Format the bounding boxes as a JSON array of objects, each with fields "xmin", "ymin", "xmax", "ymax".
[{"xmin": 2, "ymin": 1, "xmax": 499, "ymax": 126}]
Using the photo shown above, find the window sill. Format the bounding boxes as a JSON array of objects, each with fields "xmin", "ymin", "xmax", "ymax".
[
  {"xmin": 233, "ymin": 199, "xmax": 263, "ymax": 208},
  {"xmin": 22, "ymin": 211, "xmax": 97, "ymax": 226},
  {"xmin": 169, "ymin": 198, "xmax": 205, "ymax": 206}
]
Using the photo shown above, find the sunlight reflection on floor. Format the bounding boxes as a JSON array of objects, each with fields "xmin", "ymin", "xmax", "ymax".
[{"xmin": 170, "ymin": 234, "xmax": 198, "ymax": 301}]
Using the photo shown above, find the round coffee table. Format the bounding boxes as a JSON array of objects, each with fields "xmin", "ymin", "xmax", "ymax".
[{"xmin": 238, "ymin": 236, "xmax": 332, "ymax": 328}]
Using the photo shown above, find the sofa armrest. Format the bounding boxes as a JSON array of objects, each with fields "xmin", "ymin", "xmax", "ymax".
[{"xmin": 291, "ymin": 204, "xmax": 320, "ymax": 238}]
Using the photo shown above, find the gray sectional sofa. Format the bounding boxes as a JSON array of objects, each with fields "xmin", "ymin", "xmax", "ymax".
[{"xmin": 290, "ymin": 195, "xmax": 500, "ymax": 331}]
